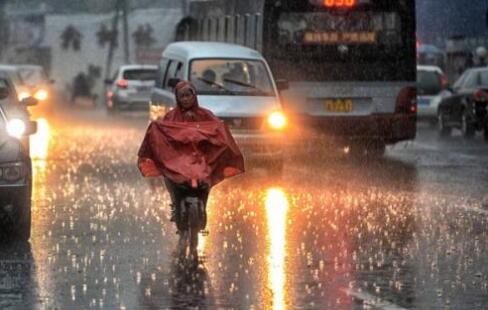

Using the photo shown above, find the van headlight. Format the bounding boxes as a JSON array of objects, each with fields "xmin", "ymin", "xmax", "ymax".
[
  {"xmin": 267, "ymin": 111, "xmax": 287, "ymax": 130},
  {"xmin": 18, "ymin": 91, "xmax": 31, "ymax": 101},
  {"xmin": 34, "ymin": 89, "xmax": 49, "ymax": 101},
  {"xmin": 7, "ymin": 118, "xmax": 26, "ymax": 138},
  {"xmin": 149, "ymin": 104, "xmax": 167, "ymax": 121}
]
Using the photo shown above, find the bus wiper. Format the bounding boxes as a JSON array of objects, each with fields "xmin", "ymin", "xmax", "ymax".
[
  {"xmin": 222, "ymin": 78, "xmax": 270, "ymax": 95},
  {"xmin": 197, "ymin": 77, "xmax": 236, "ymax": 95}
]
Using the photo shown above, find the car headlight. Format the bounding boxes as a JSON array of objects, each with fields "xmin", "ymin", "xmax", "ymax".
[
  {"xmin": 18, "ymin": 91, "xmax": 31, "ymax": 101},
  {"xmin": 149, "ymin": 105, "xmax": 167, "ymax": 121},
  {"xmin": 7, "ymin": 118, "xmax": 26, "ymax": 138},
  {"xmin": 34, "ymin": 89, "xmax": 48, "ymax": 101},
  {"xmin": 267, "ymin": 111, "xmax": 287, "ymax": 130}
]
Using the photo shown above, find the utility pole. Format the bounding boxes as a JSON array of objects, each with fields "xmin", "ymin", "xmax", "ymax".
[
  {"xmin": 105, "ymin": 0, "xmax": 130, "ymax": 80},
  {"xmin": 122, "ymin": 0, "xmax": 130, "ymax": 64},
  {"xmin": 105, "ymin": 0, "xmax": 121, "ymax": 80}
]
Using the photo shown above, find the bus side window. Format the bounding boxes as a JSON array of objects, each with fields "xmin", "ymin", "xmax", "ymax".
[
  {"xmin": 198, "ymin": 19, "xmax": 204, "ymax": 40},
  {"xmin": 157, "ymin": 58, "xmax": 170, "ymax": 89},
  {"xmin": 256, "ymin": 14, "xmax": 263, "ymax": 51},
  {"xmin": 244, "ymin": 14, "xmax": 249, "ymax": 46},
  {"xmin": 207, "ymin": 19, "xmax": 212, "ymax": 41},
  {"xmin": 224, "ymin": 16, "xmax": 230, "ymax": 42},
  {"xmin": 234, "ymin": 15, "xmax": 240, "ymax": 44},
  {"xmin": 218, "ymin": 16, "xmax": 225, "ymax": 41},
  {"xmin": 228, "ymin": 16, "xmax": 235, "ymax": 43},
  {"xmin": 202, "ymin": 18, "xmax": 208, "ymax": 41}
]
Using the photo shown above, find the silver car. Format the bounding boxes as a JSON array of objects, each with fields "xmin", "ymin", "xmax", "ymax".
[{"xmin": 105, "ymin": 65, "xmax": 157, "ymax": 112}]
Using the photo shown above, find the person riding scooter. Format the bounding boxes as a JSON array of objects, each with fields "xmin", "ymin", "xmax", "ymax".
[{"xmin": 137, "ymin": 81, "xmax": 244, "ymax": 230}]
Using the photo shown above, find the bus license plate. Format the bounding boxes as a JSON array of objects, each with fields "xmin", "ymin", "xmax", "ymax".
[{"xmin": 325, "ymin": 99, "xmax": 353, "ymax": 113}]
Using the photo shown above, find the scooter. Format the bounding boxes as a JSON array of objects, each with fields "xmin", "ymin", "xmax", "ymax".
[{"xmin": 173, "ymin": 181, "xmax": 209, "ymax": 265}]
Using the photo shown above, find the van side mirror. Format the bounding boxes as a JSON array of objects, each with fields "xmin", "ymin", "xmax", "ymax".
[
  {"xmin": 276, "ymin": 79, "xmax": 289, "ymax": 91},
  {"xmin": 25, "ymin": 120, "xmax": 37, "ymax": 136},
  {"xmin": 168, "ymin": 78, "xmax": 181, "ymax": 88},
  {"xmin": 21, "ymin": 96, "xmax": 38, "ymax": 106},
  {"xmin": 104, "ymin": 79, "xmax": 114, "ymax": 85},
  {"xmin": 0, "ymin": 86, "xmax": 9, "ymax": 100}
]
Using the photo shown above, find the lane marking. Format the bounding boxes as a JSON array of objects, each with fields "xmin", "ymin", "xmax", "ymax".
[{"xmin": 343, "ymin": 288, "xmax": 408, "ymax": 310}]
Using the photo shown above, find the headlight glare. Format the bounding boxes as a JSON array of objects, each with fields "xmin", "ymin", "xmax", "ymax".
[
  {"xmin": 267, "ymin": 111, "xmax": 287, "ymax": 130},
  {"xmin": 34, "ymin": 89, "xmax": 48, "ymax": 101},
  {"xmin": 18, "ymin": 91, "xmax": 31, "ymax": 101},
  {"xmin": 7, "ymin": 118, "xmax": 26, "ymax": 138}
]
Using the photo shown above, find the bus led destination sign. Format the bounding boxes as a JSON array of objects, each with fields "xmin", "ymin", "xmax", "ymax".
[{"xmin": 304, "ymin": 31, "xmax": 377, "ymax": 44}]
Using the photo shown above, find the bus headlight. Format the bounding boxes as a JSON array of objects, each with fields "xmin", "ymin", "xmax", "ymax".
[
  {"xmin": 267, "ymin": 111, "xmax": 287, "ymax": 130},
  {"xmin": 34, "ymin": 89, "xmax": 49, "ymax": 101},
  {"xmin": 7, "ymin": 118, "xmax": 26, "ymax": 138}
]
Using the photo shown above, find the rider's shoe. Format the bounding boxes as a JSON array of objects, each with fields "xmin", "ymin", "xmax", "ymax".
[{"xmin": 169, "ymin": 203, "xmax": 176, "ymax": 222}]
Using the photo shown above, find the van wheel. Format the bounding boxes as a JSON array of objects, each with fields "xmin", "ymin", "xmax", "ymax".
[
  {"xmin": 438, "ymin": 111, "xmax": 451, "ymax": 137},
  {"xmin": 14, "ymin": 189, "xmax": 31, "ymax": 241},
  {"xmin": 461, "ymin": 111, "xmax": 475, "ymax": 139}
]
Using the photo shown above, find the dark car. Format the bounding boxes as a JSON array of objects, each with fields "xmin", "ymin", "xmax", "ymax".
[
  {"xmin": 437, "ymin": 68, "xmax": 488, "ymax": 140},
  {"xmin": 0, "ymin": 78, "xmax": 37, "ymax": 241}
]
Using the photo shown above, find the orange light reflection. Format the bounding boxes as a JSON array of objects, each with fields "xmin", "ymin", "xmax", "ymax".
[{"xmin": 265, "ymin": 188, "xmax": 289, "ymax": 310}]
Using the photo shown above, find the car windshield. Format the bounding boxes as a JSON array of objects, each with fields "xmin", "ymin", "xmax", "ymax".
[
  {"xmin": 190, "ymin": 59, "xmax": 275, "ymax": 96},
  {"xmin": 18, "ymin": 67, "xmax": 48, "ymax": 85},
  {"xmin": 122, "ymin": 69, "xmax": 157, "ymax": 81},
  {"xmin": 417, "ymin": 70, "xmax": 442, "ymax": 95}
]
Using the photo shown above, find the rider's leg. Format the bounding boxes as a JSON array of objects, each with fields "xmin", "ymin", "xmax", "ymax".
[{"xmin": 163, "ymin": 178, "xmax": 178, "ymax": 222}]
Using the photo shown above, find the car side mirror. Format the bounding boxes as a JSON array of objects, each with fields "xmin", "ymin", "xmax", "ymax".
[
  {"xmin": 168, "ymin": 78, "xmax": 181, "ymax": 88},
  {"xmin": 0, "ymin": 86, "xmax": 9, "ymax": 100},
  {"xmin": 49, "ymin": 79, "xmax": 56, "ymax": 84},
  {"xmin": 276, "ymin": 79, "xmax": 289, "ymax": 91},
  {"xmin": 24, "ymin": 120, "xmax": 37, "ymax": 136},
  {"xmin": 20, "ymin": 96, "xmax": 38, "ymax": 106}
]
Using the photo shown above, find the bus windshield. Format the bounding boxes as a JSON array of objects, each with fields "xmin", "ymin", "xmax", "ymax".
[{"xmin": 267, "ymin": 0, "xmax": 416, "ymax": 82}]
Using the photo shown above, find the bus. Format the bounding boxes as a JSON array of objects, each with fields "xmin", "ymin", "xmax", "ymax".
[{"xmin": 175, "ymin": 0, "xmax": 417, "ymax": 154}]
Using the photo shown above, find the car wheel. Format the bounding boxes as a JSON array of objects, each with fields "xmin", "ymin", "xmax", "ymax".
[
  {"xmin": 461, "ymin": 111, "xmax": 475, "ymax": 139},
  {"xmin": 366, "ymin": 141, "xmax": 386, "ymax": 157},
  {"xmin": 14, "ymin": 189, "xmax": 31, "ymax": 241},
  {"xmin": 438, "ymin": 111, "xmax": 451, "ymax": 137},
  {"xmin": 349, "ymin": 141, "xmax": 385, "ymax": 158}
]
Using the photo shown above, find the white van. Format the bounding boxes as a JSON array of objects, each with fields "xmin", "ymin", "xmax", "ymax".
[{"xmin": 149, "ymin": 42, "xmax": 288, "ymax": 171}]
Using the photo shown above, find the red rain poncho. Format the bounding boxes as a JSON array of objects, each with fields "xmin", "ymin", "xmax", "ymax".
[{"xmin": 137, "ymin": 81, "xmax": 244, "ymax": 187}]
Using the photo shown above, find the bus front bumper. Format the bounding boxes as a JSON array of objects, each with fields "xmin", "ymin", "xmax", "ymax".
[{"xmin": 290, "ymin": 113, "xmax": 417, "ymax": 144}]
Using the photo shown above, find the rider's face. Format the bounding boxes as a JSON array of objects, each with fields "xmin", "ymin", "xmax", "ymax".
[{"xmin": 177, "ymin": 87, "xmax": 195, "ymax": 109}]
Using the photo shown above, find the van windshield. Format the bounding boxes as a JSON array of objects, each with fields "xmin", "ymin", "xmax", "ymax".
[{"xmin": 190, "ymin": 59, "xmax": 275, "ymax": 96}]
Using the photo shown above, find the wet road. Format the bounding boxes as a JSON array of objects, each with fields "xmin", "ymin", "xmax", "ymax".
[{"xmin": 1, "ymin": 108, "xmax": 488, "ymax": 309}]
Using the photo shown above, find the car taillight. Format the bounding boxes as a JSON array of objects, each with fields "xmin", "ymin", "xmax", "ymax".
[
  {"xmin": 473, "ymin": 89, "xmax": 488, "ymax": 102},
  {"xmin": 396, "ymin": 87, "xmax": 417, "ymax": 114},
  {"xmin": 116, "ymin": 79, "xmax": 128, "ymax": 89}
]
